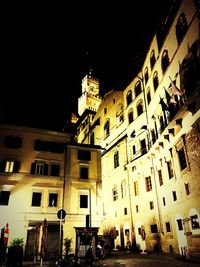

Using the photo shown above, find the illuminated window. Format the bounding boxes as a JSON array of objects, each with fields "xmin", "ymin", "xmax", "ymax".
[
  {"xmin": 145, "ymin": 176, "xmax": 152, "ymax": 192},
  {"xmin": 134, "ymin": 181, "xmax": 139, "ymax": 196},
  {"xmin": 49, "ymin": 193, "xmax": 58, "ymax": 207},
  {"xmin": 0, "ymin": 191, "xmax": 10, "ymax": 206},
  {"xmin": 31, "ymin": 192, "xmax": 42, "ymax": 207},
  {"xmin": 0, "ymin": 160, "xmax": 20, "ymax": 173}
]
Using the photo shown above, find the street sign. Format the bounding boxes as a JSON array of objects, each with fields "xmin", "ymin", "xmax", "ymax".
[{"xmin": 57, "ymin": 209, "xmax": 66, "ymax": 220}]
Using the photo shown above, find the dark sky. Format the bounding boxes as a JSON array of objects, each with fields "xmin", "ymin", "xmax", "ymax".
[{"xmin": 1, "ymin": 1, "xmax": 170, "ymax": 131}]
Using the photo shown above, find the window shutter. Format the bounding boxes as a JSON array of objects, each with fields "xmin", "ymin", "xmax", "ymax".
[
  {"xmin": 13, "ymin": 161, "xmax": 20, "ymax": 173},
  {"xmin": 0, "ymin": 160, "xmax": 6, "ymax": 172},
  {"xmin": 31, "ymin": 163, "xmax": 36, "ymax": 174}
]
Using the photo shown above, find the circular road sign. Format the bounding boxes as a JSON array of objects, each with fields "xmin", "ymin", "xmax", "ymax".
[{"xmin": 57, "ymin": 209, "xmax": 66, "ymax": 220}]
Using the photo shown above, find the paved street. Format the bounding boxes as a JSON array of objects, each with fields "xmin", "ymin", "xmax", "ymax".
[{"xmin": 93, "ymin": 251, "xmax": 200, "ymax": 267}]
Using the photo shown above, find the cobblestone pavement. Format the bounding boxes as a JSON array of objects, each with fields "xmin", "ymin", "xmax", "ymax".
[
  {"xmin": 1, "ymin": 250, "xmax": 199, "ymax": 267},
  {"xmin": 93, "ymin": 251, "xmax": 200, "ymax": 267}
]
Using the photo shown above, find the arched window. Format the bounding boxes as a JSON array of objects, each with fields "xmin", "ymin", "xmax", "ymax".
[
  {"xmin": 121, "ymin": 180, "xmax": 126, "ymax": 199},
  {"xmin": 104, "ymin": 119, "xmax": 110, "ymax": 138},
  {"xmin": 135, "ymin": 81, "xmax": 142, "ymax": 97},
  {"xmin": 153, "ymin": 71, "xmax": 159, "ymax": 91},
  {"xmin": 144, "ymin": 67, "xmax": 149, "ymax": 84},
  {"xmin": 176, "ymin": 12, "xmax": 188, "ymax": 45},
  {"xmin": 150, "ymin": 50, "xmax": 156, "ymax": 70},
  {"xmin": 147, "ymin": 89, "xmax": 151, "ymax": 104},
  {"xmin": 161, "ymin": 50, "xmax": 170, "ymax": 73},
  {"xmin": 114, "ymin": 151, "xmax": 119, "ymax": 168},
  {"xmin": 112, "ymin": 184, "xmax": 118, "ymax": 201},
  {"xmin": 128, "ymin": 109, "xmax": 134, "ymax": 124},
  {"xmin": 126, "ymin": 90, "xmax": 132, "ymax": 106},
  {"xmin": 137, "ymin": 102, "xmax": 143, "ymax": 116},
  {"xmin": 116, "ymin": 104, "xmax": 124, "ymax": 125}
]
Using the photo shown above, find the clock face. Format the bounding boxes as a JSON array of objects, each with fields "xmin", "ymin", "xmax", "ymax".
[{"xmin": 90, "ymin": 85, "xmax": 95, "ymax": 91}]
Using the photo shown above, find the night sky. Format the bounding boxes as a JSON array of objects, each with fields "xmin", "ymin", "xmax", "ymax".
[{"xmin": 1, "ymin": 1, "xmax": 170, "ymax": 131}]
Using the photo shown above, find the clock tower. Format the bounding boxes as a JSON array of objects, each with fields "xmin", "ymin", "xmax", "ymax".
[{"xmin": 78, "ymin": 70, "xmax": 102, "ymax": 116}]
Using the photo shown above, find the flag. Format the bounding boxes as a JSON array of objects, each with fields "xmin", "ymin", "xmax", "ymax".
[
  {"xmin": 169, "ymin": 77, "xmax": 185, "ymax": 96},
  {"xmin": 159, "ymin": 96, "xmax": 169, "ymax": 111}
]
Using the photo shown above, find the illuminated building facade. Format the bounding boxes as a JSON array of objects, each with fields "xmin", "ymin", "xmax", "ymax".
[
  {"xmin": 75, "ymin": 0, "xmax": 200, "ymax": 259},
  {"xmin": 0, "ymin": 124, "xmax": 103, "ymax": 260}
]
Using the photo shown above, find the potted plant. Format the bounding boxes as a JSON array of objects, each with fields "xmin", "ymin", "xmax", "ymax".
[{"xmin": 6, "ymin": 237, "xmax": 24, "ymax": 267}]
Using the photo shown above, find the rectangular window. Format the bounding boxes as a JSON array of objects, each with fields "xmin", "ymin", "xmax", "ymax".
[
  {"xmin": 167, "ymin": 161, "xmax": 174, "ymax": 179},
  {"xmin": 4, "ymin": 136, "xmax": 22, "ymax": 149},
  {"xmin": 163, "ymin": 197, "xmax": 166, "ymax": 206},
  {"xmin": 190, "ymin": 215, "xmax": 200, "ymax": 229},
  {"xmin": 132, "ymin": 145, "xmax": 136, "ymax": 155},
  {"xmin": 50, "ymin": 164, "xmax": 60, "ymax": 176},
  {"xmin": 158, "ymin": 170, "xmax": 163, "ymax": 186},
  {"xmin": 5, "ymin": 161, "xmax": 14, "ymax": 172},
  {"xmin": 177, "ymin": 147, "xmax": 187, "ymax": 171},
  {"xmin": 185, "ymin": 183, "xmax": 190, "ymax": 195},
  {"xmin": 80, "ymin": 166, "xmax": 89, "ymax": 179},
  {"xmin": 31, "ymin": 161, "xmax": 48, "ymax": 176},
  {"xmin": 145, "ymin": 176, "xmax": 152, "ymax": 192},
  {"xmin": 31, "ymin": 192, "xmax": 42, "ymax": 207},
  {"xmin": 113, "ymin": 187, "xmax": 118, "ymax": 201},
  {"xmin": 134, "ymin": 181, "xmax": 139, "ymax": 196},
  {"xmin": 177, "ymin": 219, "xmax": 183, "ymax": 230},
  {"xmin": 0, "ymin": 191, "xmax": 10, "ymax": 205},
  {"xmin": 124, "ymin": 207, "xmax": 127, "ymax": 215},
  {"xmin": 48, "ymin": 193, "xmax": 58, "ymax": 207},
  {"xmin": 80, "ymin": 195, "xmax": 88, "ymax": 208},
  {"xmin": 150, "ymin": 201, "xmax": 154, "ymax": 210},
  {"xmin": 114, "ymin": 151, "xmax": 119, "ymax": 168},
  {"xmin": 172, "ymin": 191, "xmax": 177, "ymax": 201},
  {"xmin": 136, "ymin": 205, "xmax": 139, "ymax": 213},
  {"xmin": 166, "ymin": 222, "xmax": 171, "ymax": 232},
  {"xmin": 150, "ymin": 224, "xmax": 158, "ymax": 233},
  {"xmin": 78, "ymin": 150, "xmax": 91, "ymax": 161}
]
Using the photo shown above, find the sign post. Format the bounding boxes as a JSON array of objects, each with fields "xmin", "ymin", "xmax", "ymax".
[{"xmin": 57, "ymin": 209, "xmax": 66, "ymax": 256}]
